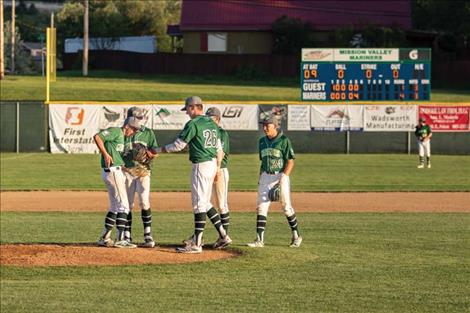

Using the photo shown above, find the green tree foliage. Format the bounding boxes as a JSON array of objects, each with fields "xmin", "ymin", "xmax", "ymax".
[
  {"xmin": 272, "ymin": 15, "xmax": 315, "ymax": 54},
  {"xmin": 56, "ymin": 0, "xmax": 181, "ymax": 53},
  {"xmin": 412, "ymin": 0, "xmax": 470, "ymax": 52},
  {"xmin": 333, "ymin": 24, "xmax": 406, "ymax": 48},
  {"xmin": 3, "ymin": 23, "xmax": 36, "ymax": 74}
]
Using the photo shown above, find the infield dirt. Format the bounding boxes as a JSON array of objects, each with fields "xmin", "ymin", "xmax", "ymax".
[{"xmin": 1, "ymin": 191, "xmax": 468, "ymax": 267}]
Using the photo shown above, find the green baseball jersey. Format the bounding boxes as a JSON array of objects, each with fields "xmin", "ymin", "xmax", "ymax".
[
  {"xmin": 415, "ymin": 124, "xmax": 432, "ymax": 138},
  {"xmin": 179, "ymin": 115, "xmax": 220, "ymax": 163},
  {"xmin": 219, "ymin": 127, "xmax": 230, "ymax": 168},
  {"xmin": 258, "ymin": 132, "xmax": 295, "ymax": 173},
  {"xmin": 123, "ymin": 126, "xmax": 160, "ymax": 168},
  {"xmin": 97, "ymin": 127, "xmax": 125, "ymax": 168}
]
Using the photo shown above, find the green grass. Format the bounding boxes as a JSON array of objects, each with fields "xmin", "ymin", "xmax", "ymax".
[
  {"xmin": 1, "ymin": 71, "xmax": 470, "ymax": 102},
  {"xmin": 1, "ymin": 153, "xmax": 470, "ymax": 191},
  {"xmin": 1, "ymin": 212, "xmax": 469, "ymax": 312}
]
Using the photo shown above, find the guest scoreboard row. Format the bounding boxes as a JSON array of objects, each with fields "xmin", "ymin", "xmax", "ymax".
[{"xmin": 301, "ymin": 48, "xmax": 431, "ymax": 101}]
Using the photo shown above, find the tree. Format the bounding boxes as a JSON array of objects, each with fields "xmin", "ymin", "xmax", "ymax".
[
  {"xmin": 272, "ymin": 15, "xmax": 315, "ymax": 55},
  {"xmin": 56, "ymin": 0, "xmax": 181, "ymax": 53},
  {"xmin": 3, "ymin": 22, "xmax": 36, "ymax": 73},
  {"xmin": 333, "ymin": 24, "xmax": 406, "ymax": 48}
]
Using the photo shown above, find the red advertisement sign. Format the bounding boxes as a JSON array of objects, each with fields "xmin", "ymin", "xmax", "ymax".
[{"xmin": 419, "ymin": 106, "xmax": 470, "ymax": 132}]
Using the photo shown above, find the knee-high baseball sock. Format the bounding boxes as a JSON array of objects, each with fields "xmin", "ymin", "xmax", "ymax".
[
  {"xmin": 256, "ymin": 215, "xmax": 267, "ymax": 242},
  {"xmin": 286, "ymin": 213, "xmax": 300, "ymax": 239},
  {"xmin": 124, "ymin": 211, "xmax": 132, "ymax": 241},
  {"xmin": 100, "ymin": 211, "xmax": 116, "ymax": 239},
  {"xmin": 419, "ymin": 156, "xmax": 425, "ymax": 165},
  {"xmin": 141, "ymin": 208, "xmax": 152, "ymax": 240},
  {"xmin": 207, "ymin": 207, "xmax": 227, "ymax": 238},
  {"xmin": 116, "ymin": 212, "xmax": 128, "ymax": 241},
  {"xmin": 426, "ymin": 156, "xmax": 431, "ymax": 165},
  {"xmin": 220, "ymin": 212, "xmax": 230, "ymax": 233},
  {"xmin": 194, "ymin": 212, "xmax": 206, "ymax": 246}
]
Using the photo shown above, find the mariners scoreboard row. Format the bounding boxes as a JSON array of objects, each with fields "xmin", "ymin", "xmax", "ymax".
[{"xmin": 300, "ymin": 48, "xmax": 431, "ymax": 101}]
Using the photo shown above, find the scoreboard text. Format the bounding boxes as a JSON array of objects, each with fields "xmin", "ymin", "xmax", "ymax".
[{"xmin": 301, "ymin": 48, "xmax": 431, "ymax": 101}]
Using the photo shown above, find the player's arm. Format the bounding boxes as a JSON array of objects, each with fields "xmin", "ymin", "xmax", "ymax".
[
  {"xmin": 94, "ymin": 133, "xmax": 113, "ymax": 168},
  {"xmin": 156, "ymin": 138, "xmax": 187, "ymax": 153},
  {"xmin": 283, "ymin": 159, "xmax": 294, "ymax": 176}
]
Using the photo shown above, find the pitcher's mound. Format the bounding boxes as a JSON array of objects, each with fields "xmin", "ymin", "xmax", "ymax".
[{"xmin": 0, "ymin": 244, "xmax": 240, "ymax": 266}]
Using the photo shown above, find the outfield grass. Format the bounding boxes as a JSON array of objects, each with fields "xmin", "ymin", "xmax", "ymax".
[
  {"xmin": 1, "ymin": 71, "xmax": 470, "ymax": 102},
  {"xmin": 1, "ymin": 212, "xmax": 469, "ymax": 312},
  {"xmin": 1, "ymin": 153, "xmax": 470, "ymax": 192}
]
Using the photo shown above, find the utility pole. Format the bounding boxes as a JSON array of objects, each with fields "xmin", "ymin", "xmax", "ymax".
[
  {"xmin": 11, "ymin": 0, "xmax": 15, "ymax": 73},
  {"xmin": 83, "ymin": 0, "xmax": 88, "ymax": 77},
  {"xmin": 0, "ymin": 0, "xmax": 4, "ymax": 79}
]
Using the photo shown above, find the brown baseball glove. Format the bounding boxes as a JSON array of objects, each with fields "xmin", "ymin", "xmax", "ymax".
[{"xmin": 124, "ymin": 143, "xmax": 153, "ymax": 177}]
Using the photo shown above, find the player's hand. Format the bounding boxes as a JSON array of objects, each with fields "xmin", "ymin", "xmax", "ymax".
[
  {"xmin": 147, "ymin": 150, "xmax": 158, "ymax": 159},
  {"xmin": 104, "ymin": 153, "xmax": 114, "ymax": 168}
]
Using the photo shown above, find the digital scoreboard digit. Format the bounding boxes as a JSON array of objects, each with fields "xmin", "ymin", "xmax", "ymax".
[{"xmin": 301, "ymin": 48, "xmax": 431, "ymax": 101}]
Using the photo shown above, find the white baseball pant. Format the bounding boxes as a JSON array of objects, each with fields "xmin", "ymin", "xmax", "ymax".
[
  {"xmin": 211, "ymin": 167, "xmax": 229, "ymax": 215},
  {"xmin": 191, "ymin": 159, "xmax": 217, "ymax": 214},
  {"xmin": 102, "ymin": 166, "xmax": 130, "ymax": 214},
  {"xmin": 418, "ymin": 140, "xmax": 431, "ymax": 157},
  {"xmin": 124, "ymin": 171, "xmax": 151, "ymax": 210},
  {"xmin": 257, "ymin": 172, "xmax": 295, "ymax": 217}
]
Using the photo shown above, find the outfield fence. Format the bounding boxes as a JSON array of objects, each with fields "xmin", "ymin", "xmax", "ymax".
[{"xmin": 1, "ymin": 101, "xmax": 469, "ymax": 154}]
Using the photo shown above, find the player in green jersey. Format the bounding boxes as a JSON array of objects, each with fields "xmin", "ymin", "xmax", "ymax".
[
  {"xmin": 122, "ymin": 107, "xmax": 159, "ymax": 248},
  {"xmin": 156, "ymin": 96, "xmax": 231, "ymax": 253},
  {"xmin": 247, "ymin": 115, "xmax": 302, "ymax": 248},
  {"xmin": 415, "ymin": 117, "xmax": 433, "ymax": 169},
  {"xmin": 206, "ymin": 107, "xmax": 231, "ymax": 245},
  {"xmin": 94, "ymin": 116, "xmax": 141, "ymax": 248}
]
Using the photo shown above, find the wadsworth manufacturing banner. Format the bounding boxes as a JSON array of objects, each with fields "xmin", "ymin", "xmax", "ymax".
[
  {"xmin": 311, "ymin": 105, "xmax": 363, "ymax": 131},
  {"xmin": 419, "ymin": 106, "xmax": 470, "ymax": 132},
  {"xmin": 364, "ymin": 105, "xmax": 417, "ymax": 131}
]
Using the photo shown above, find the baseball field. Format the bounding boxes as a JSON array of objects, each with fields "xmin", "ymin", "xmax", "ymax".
[{"xmin": 1, "ymin": 153, "xmax": 469, "ymax": 312}]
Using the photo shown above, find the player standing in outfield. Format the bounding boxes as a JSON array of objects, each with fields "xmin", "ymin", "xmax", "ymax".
[
  {"xmin": 206, "ymin": 107, "xmax": 231, "ymax": 244},
  {"xmin": 156, "ymin": 96, "xmax": 232, "ymax": 253},
  {"xmin": 248, "ymin": 115, "xmax": 302, "ymax": 248},
  {"xmin": 415, "ymin": 117, "xmax": 432, "ymax": 169},
  {"xmin": 95, "ymin": 117, "xmax": 142, "ymax": 248},
  {"xmin": 123, "ymin": 107, "xmax": 159, "ymax": 248}
]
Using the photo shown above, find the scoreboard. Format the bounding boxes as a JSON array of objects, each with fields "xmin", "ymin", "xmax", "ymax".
[{"xmin": 301, "ymin": 48, "xmax": 431, "ymax": 101}]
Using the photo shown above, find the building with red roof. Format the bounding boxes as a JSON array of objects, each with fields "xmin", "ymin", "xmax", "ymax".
[{"xmin": 179, "ymin": 0, "xmax": 412, "ymax": 54}]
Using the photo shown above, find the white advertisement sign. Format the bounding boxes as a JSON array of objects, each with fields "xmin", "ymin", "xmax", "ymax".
[
  {"xmin": 311, "ymin": 105, "xmax": 363, "ymax": 131},
  {"xmin": 364, "ymin": 105, "xmax": 417, "ymax": 131},
  {"xmin": 302, "ymin": 48, "xmax": 399, "ymax": 62},
  {"xmin": 49, "ymin": 104, "xmax": 101, "ymax": 153},
  {"xmin": 100, "ymin": 105, "xmax": 152, "ymax": 129},
  {"xmin": 153, "ymin": 105, "xmax": 190, "ymax": 130},
  {"xmin": 288, "ymin": 105, "xmax": 311, "ymax": 130},
  {"xmin": 217, "ymin": 104, "xmax": 258, "ymax": 130}
]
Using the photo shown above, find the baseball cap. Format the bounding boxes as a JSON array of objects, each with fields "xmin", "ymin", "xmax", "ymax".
[
  {"xmin": 206, "ymin": 107, "xmax": 221, "ymax": 117},
  {"xmin": 127, "ymin": 106, "xmax": 145, "ymax": 119},
  {"xmin": 124, "ymin": 116, "xmax": 142, "ymax": 130},
  {"xmin": 181, "ymin": 96, "xmax": 203, "ymax": 111},
  {"xmin": 419, "ymin": 117, "xmax": 426, "ymax": 122},
  {"xmin": 260, "ymin": 115, "xmax": 279, "ymax": 127}
]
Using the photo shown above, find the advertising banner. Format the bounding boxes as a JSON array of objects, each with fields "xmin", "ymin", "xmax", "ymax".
[
  {"xmin": 153, "ymin": 105, "xmax": 190, "ymax": 130},
  {"xmin": 311, "ymin": 105, "xmax": 363, "ymax": 131},
  {"xmin": 100, "ymin": 105, "xmax": 153, "ymax": 130},
  {"xmin": 259, "ymin": 104, "xmax": 287, "ymax": 131},
  {"xmin": 364, "ymin": 105, "xmax": 417, "ymax": 131},
  {"xmin": 49, "ymin": 104, "xmax": 101, "ymax": 153},
  {"xmin": 288, "ymin": 105, "xmax": 311, "ymax": 131},
  {"xmin": 216, "ymin": 104, "xmax": 259, "ymax": 130},
  {"xmin": 419, "ymin": 106, "xmax": 470, "ymax": 132}
]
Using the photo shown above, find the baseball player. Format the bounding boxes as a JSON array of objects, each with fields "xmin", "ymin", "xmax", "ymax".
[
  {"xmin": 247, "ymin": 115, "xmax": 302, "ymax": 248},
  {"xmin": 415, "ymin": 117, "xmax": 432, "ymax": 169},
  {"xmin": 95, "ymin": 116, "xmax": 142, "ymax": 248},
  {"xmin": 156, "ymin": 96, "xmax": 232, "ymax": 253},
  {"xmin": 206, "ymin": 107, "xmax": 231, "ymax": 241},
  {"xmin": 122, "ymin": 107, "xmax": 159, "ymax": 248}
]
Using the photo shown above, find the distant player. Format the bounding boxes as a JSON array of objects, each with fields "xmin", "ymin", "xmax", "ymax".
[
  {"xmin": 247, "ymin": 115, "xmax": 302, "ymax": 248},
  {"xmin": 415, "ymin": 117, "xmax": 432, "ymax": 169},
  {"xmin": 123, "ymin": 107, "xmax": 159, "ymax": 248},
  {"xmin": 156, "ymin": 96, "xmax": 232, "ymax": 253},
  {"xmin": 95, "ymin": 117, "xmax": 141, "ymax": 248},
  {"xmin": 206, "ymin": 107, "xmax": 231, "ymax": 244}
]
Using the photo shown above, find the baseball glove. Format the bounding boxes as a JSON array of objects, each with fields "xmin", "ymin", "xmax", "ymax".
[
  {"xmin": 124, "ymin": 143, "xmax": 153, "ymax": 177},
  {"xmin": 268, "ymin": 183, "xmax": 281, "ymax": 202}
]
